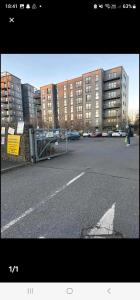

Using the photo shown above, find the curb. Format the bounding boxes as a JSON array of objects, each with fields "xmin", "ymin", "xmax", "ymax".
[{"xmin": 1, "ymin": 162, "xmax": 31, "ymax": 174}]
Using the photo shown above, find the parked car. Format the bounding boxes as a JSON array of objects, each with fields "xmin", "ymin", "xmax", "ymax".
[
  {"xmin": 108, "ymin": 130, "xmax": 114, "ymax": 137},
  {"xmin": 92, "ymin": 131, "xmax": 102, "ymax": 137},
  {"xmin": 65, "ymin": 131, "xmax": 80, "ymax": 140},
  {"xmin": 102, "ymin": 132, "xmax": 109, "ymax": 137},
  {"xmin": 83, "ymin": 132, "xmax": 91, "ymax": 137},
  {"xmin": 83, "ymin": 132, "xmax": 89, "ymax": 137},
  {"xmin": 112, "ymin": 130, "xmax": 126, "ymax": 137}
]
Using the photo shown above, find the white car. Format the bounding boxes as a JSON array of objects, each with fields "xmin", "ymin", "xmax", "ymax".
[
  {"xmin": 102, "ymin": 132, "xmax": 109, "ymax": 137},
  {"xmin": 112, "ymin": 130, "xmax": 126, "ymax": 137},
  {"xmin": 83, "ymin": 132, "xmax": 90, "ymax": 137}
]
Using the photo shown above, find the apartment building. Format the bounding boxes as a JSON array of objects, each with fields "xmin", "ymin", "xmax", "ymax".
[
  {"xmin": 1, "ymin": 72, "xmax": 23, "ymax": 123},
  {"xmin": 57, "ymin": 76, "xmax": 84, "ymax": 129},
  {"xmin": 40, "ymin": 84, "xmax": 57, "ymax": 128},
  {"xmin": 21, "ymin": 83, "xmax": 36, "ymax": 125},
  {"xmin": 54, "ymin": 66, "xmax": 128, "ymax": 130},
  {"xmin": 103, "ymin": 66, "xmax": 128, "ymax": 130},
  {"xmin": 33, "ymin": 90, "xmax": 42, "ymax": 127}
]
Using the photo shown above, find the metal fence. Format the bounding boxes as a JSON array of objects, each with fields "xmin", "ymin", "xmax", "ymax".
[{"xmin": 29, "ymin": 128, "xmax": 68, "ymax": 163}]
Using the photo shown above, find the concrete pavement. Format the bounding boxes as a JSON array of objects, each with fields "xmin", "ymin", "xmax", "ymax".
[{"xmin": 1, "ymin": 136, "xmax": 139, "ymax": 238}]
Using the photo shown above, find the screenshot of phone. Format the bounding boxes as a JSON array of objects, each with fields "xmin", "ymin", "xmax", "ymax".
[{"xmin": 0, "ymin": 0, "xmax": 139, "ymax": 296}]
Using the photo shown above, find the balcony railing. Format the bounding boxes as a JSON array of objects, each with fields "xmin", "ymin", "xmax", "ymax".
[
  {"xmin": 104, "ymin": 93, "xmax": 121, "ymax": 100},
  {"xmin": 104, "ymin": 82, "xmax": 121, "ymax": 91},
  {"xmin": 103, "ymin": 73, "xmax": 121, "ymax": 82},
  {"xmin": 103, "ymin": 101, "xmax": 121, "ymax": 109},
  {"xmin": 103, "ymin": 113, "xmax": 121, "ymax": 119}
]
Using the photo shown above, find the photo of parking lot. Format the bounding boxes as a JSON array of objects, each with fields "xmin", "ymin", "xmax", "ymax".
[{"xmin": 1, "ymin": 54, "xmax": 139, "ymax": 238}]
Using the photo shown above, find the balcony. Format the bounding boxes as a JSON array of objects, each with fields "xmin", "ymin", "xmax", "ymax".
[
  {"xmin": 1, "ymin": 97, "xmax": 13, "ymax": 103},
  {"xmin": 104, "ymin": 81, "xmax": 121, "ymax": 91},
  {"xmin": 104, "ymin": 93, "xmax": 121, "ymax": 100},
  {"xmin": 103, "ymin": 73, "xmax": 121, "ymax": 82},
  {"xmin": 103, "ymin": 101, "xmax": 121, "ymax": 109},
  {"xmin": 103, "ymin": 113, "xmax": 121, "ymax": 119}
]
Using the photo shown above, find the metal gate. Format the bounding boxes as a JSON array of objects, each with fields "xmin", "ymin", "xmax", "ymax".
[{"xmin": 29, "ymin": 128, "xmax": 68, "ymax": 163}]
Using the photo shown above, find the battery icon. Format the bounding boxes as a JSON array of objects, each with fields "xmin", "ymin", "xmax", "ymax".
[{"xmin": 94, "ymin": 4, "xmax": 98, "ymax": 9}]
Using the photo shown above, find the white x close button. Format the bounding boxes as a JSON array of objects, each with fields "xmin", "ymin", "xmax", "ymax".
[{"xmin": 9, "ymin": 17, "xmax": 15, "ymax": 23}]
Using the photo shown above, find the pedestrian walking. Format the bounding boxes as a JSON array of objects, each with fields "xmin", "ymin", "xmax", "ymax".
[{"xmin": 126, "ymin": 124, "xmax": 132, "ymax": 146}]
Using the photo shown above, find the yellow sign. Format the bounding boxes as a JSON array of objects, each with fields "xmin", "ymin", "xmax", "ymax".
[{"xmin": 7, "ymin": 135, "xmax": 21, "ymax": 156}]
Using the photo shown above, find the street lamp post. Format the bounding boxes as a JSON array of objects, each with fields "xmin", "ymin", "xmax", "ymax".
[{"xmin": 116, "ymin": 109, "xmax": 119, "ymax": 128}]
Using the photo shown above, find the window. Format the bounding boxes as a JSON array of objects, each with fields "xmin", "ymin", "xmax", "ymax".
[
  {"xmin": 64, "ymin": 85, "xmax": 66, "ymax": 90},
  {"xmin": 48, "ymin": 95, "xmax": 51, "ymax": 100},
  {"xmin": 43, "ymin": 110, "xmax": 46, "ymax": 115},
  {"xmin": 76, "ymin": 89, "xmax": 82, "ymax": 96},
  {"xmin": 71, "ymin": 106, "xmax": 73, "ymax": 113},
  {"xmin": 86, "ymin": 94, "xmax": 91, "ymax": 101},
  {"xmin": 86, "ymin": 103, "xmax": 91, "ymax": 110},
  {"xmin": 85, "ymin": 85, "xmax": 92, "ymax": 93},
  {"xmin": 65, "ymin": 114, "xmax": 67, "ymax": 121},
  {"xmin": 108, "ymin": 91, "xmax": 116, "ymax": 98},
  {"xmin": 42, "ymin": 103, "xmax": 45, "ymax": 109},
  {"xmin": 47, "ymin": 88, "xmax": 51, "ymax": 94},
  {"xmin": 109, "ymin": 72, "xmax": 117, "ymax": 79},
  {"xmin": 48, "ymin": 102, "xmax": 52, "ymax": 108},
  {"xmin": 96, "ymin": 110, "xmax": 99, "ymax": 117},
  {"xmin": 64, "ymin": 107, "xmax": 67, "ymax": 113},
  {"xmin": 49, "ymin": 116, "xmax": 52, "ymax": 122},
  {"xmin": 86, "ymin": 112, "xmax": 91, "ymax": 119},
  {"xmin": 76, "ymin": 81, "xmax": 82, "ymax": 87},
  {"xmin": 71, "ymin": 98, "xmax": 73, "ymax": 105},
  {"xmin": 77, "ymin": 113, "xmax": 82, "ymax": 120},
  {"xmin": 108, "ymin": 81, "xmax": 117, "ymax": 89},
  {"xmin": 96, "ymin": 101, "xmax": 99, "ymax": 108},
  {"xmin": 96, "ymin": 118, "xmax": 99, "ymax": 124},
  {"xmin": 77, "ymin": 97, "xmax": 82, "ymax": 104},
  {"xmin": 64, "ymin": 100, "xmax": 67, "ymax": 106},
  {"xmin": 71, "ymin": 114, "xmax": 74, "ymax": 121},
  {"xmin": 95, "ymin": 84, "xmax": 99, "ymax": 90},
  {"xmin": 95, "ymin": 92, "xmax": 99, "ymax": 99},
  {"xmin": 95, "ymin": 74, "xmax": 99, "ymax": 81},
  {"xmin": 70, "ymin": 83, "xmax": 73, "ymax": 89},
  {"xmin": 70, "ymin": 90, "xmax": 73, "ymax": 97},
  {"xmin": 77, "ymin": 106, "xmax": 82, "ymax": 112},
  {"xmin": 48, "ymin": 109, "xmax": 52, "ymax": 114},
  {"xmin": 64, "ymin": 92, "xmax": 67, "ymax": 98},
  {"xmin": 85, "ymin": 76, "xmax": 91, "ymax": 84}
]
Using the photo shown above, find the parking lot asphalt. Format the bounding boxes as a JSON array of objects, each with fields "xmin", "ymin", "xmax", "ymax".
[{"xmin": 1, "ymin": 136, "xmax": 139, "ymax": 238}]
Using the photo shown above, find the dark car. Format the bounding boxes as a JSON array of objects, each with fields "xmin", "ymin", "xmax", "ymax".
[{"xmin": 65, "ymin": 131, "xmax": 80, "ymax": 140}]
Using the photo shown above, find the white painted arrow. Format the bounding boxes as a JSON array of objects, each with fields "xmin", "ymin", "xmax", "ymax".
[{"xmin": 88, "ymin": 203, "xmax": 116, "ymax": 236}]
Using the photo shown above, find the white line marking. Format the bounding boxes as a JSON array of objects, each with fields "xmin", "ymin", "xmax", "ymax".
[
  {"xmin": 88, "ymin": 203, "xmax": 116, "ymax": 236},
  {"xmin": 66, "ymin": 172, "xmax": 85, "ymax": 186},
  {"xmin": 1, "ymin": 172, "xmax": 85, "ymax": 234},
  {"xmin": 1, "ymin": 208, "xmax": 34, "ymax": 233}
]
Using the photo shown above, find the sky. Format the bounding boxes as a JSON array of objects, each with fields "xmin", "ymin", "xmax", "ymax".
[{"xmin": 1, "ymin": 54, "xmax": 139, "ymax": 113}]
